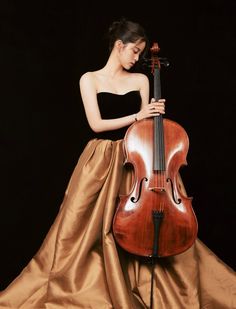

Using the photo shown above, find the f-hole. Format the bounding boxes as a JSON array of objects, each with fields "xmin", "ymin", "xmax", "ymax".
[{"xmin": 131, "ymin": 177, "xmax": 148, "ymax": 203}]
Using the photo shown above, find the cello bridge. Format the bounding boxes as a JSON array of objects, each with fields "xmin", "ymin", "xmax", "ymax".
[{"xmin": 149, "ymin": 187, "xmax": 165, "ymax": 193}]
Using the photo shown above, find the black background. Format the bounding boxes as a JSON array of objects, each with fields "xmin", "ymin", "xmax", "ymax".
[{"xmin": 1, "ymin": 0, "xmax": 236, "ymax": 289}]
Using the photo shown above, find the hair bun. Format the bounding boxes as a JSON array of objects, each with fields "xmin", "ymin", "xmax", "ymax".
[
  {"xmin": 108, "ymin": 18, "xmax": 126, "ymax": 35},
  {"xmin": 106, "ymin": 17, "xmax": 148, "ymax": 53}
]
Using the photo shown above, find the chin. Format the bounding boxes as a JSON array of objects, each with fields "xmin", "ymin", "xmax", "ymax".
[{"xmin": 125, "ymin": 64, "xmax": 132, "ymax": 70}]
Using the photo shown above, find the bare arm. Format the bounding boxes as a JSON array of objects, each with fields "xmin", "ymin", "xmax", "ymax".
[
  {"xmin": 79, "ymin": 72, "xmax": 165, "ymax": 133},
  {"xmin": 79, "ymin": 72, "xmax": 149, "ymax": 133}
]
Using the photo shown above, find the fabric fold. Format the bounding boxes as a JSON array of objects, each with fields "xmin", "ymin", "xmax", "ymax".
[{"xmin": 0, "ymin": 138, "xmax": 235, "ymax": 309}]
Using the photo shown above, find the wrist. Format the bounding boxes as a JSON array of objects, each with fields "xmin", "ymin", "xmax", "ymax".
[{"xmin": 134, "ymin": 113, "xmax": 138, "ymax": 122}]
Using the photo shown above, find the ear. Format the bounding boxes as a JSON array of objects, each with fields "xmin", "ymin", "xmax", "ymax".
[{"xmin": 115, "ymin": 39, "xmax": 124, "ymax": 51}]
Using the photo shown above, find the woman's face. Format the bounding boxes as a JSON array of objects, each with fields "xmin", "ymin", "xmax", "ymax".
[{"xmin": 118, "ymin": 40, "xmax": 146, "ymax": 70}]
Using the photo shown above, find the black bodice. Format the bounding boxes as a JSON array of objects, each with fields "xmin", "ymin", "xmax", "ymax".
[{"xmin": 94, "ymin": 90, "xmax": 141, "ymax": 140}]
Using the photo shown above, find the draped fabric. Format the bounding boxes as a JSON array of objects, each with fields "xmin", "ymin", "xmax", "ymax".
[
  {"xmin": 0, "ymin": 138, "xmax": 236, "ymax": 309},
  {"xmin": 1, "ymin": 92, "xmax": 236, "ymax": 308}
]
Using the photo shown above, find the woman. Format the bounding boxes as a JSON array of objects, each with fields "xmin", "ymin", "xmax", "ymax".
[{"xmin": 0, "ymin": 18, "xmax": 235, "ymax": 309}]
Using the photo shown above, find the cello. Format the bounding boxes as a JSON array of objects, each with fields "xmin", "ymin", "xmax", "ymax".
[{"xmin": 113, "ymin": 42, "xmax": 198, "ymax": 259}]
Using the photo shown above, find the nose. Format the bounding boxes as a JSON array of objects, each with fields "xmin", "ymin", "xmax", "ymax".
[{"xmin": 134, "ymin": 54, "xmax": 139, "ymax": 62}]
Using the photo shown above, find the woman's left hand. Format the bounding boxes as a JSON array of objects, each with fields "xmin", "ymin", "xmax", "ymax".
[
  {"xmin": 150, "ymin": 98, "xmax": 165, "ymax": 115},
  {"xmin": 136, "ymin": 98, "xmax": 166, "ymax": 121}
]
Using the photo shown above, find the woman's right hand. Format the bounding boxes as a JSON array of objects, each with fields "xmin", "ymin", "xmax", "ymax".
[{"xmin": 136, "ymin": 98, "xmax": 165, "ymax": 121}]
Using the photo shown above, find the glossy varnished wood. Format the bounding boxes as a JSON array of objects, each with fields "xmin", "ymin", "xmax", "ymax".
[{"xmin": 113, "ymin": 118, "xmax": 198, "ymax": 257}]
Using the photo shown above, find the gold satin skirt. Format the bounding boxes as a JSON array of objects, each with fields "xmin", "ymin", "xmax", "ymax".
[{"xmin": 0, "ymin": 138, "xmax": 235, "ymax": 309}]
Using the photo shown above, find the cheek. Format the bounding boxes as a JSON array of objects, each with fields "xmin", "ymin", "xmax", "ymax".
[
  {"xmin": 121, "ymin": 51, "xmax": 130, "ymax": 61},
  {"xmin": 125, "ymin": 50, "xmax": 134, "ymax": 60}
]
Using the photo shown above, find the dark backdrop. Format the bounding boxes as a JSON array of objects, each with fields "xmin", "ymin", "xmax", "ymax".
[{"xmin": 1, "ymin": 0, "xmax": 235, "ymax": 289}]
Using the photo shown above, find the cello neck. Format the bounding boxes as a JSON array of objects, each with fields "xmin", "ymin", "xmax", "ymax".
[
  {"xmin": 151, "ymin": 44, "xmax": 165, "ymax": 171},
  {"xmin": 153, "ymin": 65, "xmax": 162, "ymax": 101}
]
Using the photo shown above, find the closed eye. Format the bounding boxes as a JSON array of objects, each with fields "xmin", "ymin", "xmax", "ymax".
[{"xmin": 133, "ymin": 47, "xmax": 140, "ymax": 54}]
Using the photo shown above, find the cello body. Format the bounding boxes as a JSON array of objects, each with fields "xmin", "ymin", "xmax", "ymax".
[
  {"xmin": 113, "ymin": 117, "xmax": 198, "ymax": 257},
  {"xmin": 113, "ymin": 42, "xmax": 198, "ymax": 258}
]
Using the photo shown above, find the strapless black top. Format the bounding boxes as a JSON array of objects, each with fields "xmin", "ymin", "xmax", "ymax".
[{"xmin": 93, "ymin": 90, "xmax": 141, "ymax": 140}]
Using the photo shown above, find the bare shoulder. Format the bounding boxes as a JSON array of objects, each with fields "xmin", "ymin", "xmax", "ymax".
[
  {"xmin": 79, "ymin": 71, "xmax": 94, "ymax": 86},
  {"xmin": 130, "ymin": 72, "xmax": 149, "ymax": 85},
  {"xmin": 128, "ymin": 72, "xmax": 149, "ymax": 105},
  {"xmin": 129, "ymin": 72, "xmax": 149, "ymax": 91},
  {"xmin": 133, "ymin": 72, "xmax": 149, "ymax": 81}
]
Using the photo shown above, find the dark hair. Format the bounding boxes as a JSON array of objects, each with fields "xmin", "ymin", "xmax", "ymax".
[{"xmin": 107, "ymin": 18, "xmax": 149, "ymax": 56}]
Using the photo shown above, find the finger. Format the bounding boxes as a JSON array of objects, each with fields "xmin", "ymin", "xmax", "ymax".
[
  {"xmin": 150, "ymin": 109, "xmax": 161, "ymax": 115},
  {"xmin": 157, "ymin": 103, "xmax": 165, "ymax": 107},
  {"xmin": 154, "ymin": 101, "xmax": 165, "ymax": 105}
]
